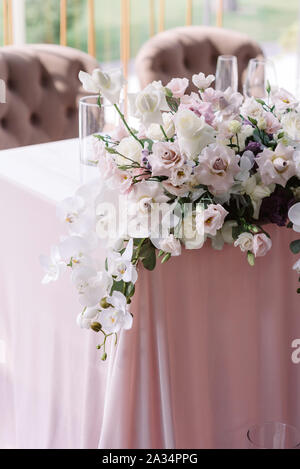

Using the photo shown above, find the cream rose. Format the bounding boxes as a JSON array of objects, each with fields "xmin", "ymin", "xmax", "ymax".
[
  {"xmin": 146, "ymin": 112, "xmax": 175, "ymax": 141},
  {"xmin": 282, "ymin": 112, "xmax": 300, "ymax": 141},
  {"xmin": 115, "ymin": 136, "xmax": 142, "ymax": 166},
  {"xmin": 174, "ymin": 109, "xmax": 216, "ymax": 159}
]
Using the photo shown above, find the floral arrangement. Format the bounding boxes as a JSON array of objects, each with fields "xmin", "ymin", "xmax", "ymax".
[{"xmin": 41, "ymin": 67, "xmax": 300, "ymax": 360}]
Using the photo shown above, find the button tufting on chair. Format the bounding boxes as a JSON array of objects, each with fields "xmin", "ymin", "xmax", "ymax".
[
  {"xmin": 0, "ymin": 44, "xmax": 99, "ymax": 150},
  {"xmin": 135, "ymin": 26, "xmax": 263, "ymax": 94}
]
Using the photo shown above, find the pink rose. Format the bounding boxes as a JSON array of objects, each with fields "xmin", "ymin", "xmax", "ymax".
[
  {"xmin": 162, "ymin": 181, "xmax": 189, "ymax": 196},
  {"xmin": 201, "ymin": 87, "xmax": 223, "ymax": 107},
  {"xmin": 107, "ymin": 169, "xmax": 133, "ymax": 194},
  {"xmin": 203, "ymin": 204, "xmax": 228, "ymax": 236},
  {"xmin": 149, "ymin": 141, "xmax": 184, "ymax": 177},
  {"xmin": 195, "ymin": 143, "xmax": 240, "ymax": 195},
  {"xmin": 252, "ymin": 233, "xmax": 272, "ymax": 258},
  {"xmin": 256, "ymin": 142, "xmax": 296, "ymax": 186},
  {"xmin": 166, "ymin": 77, "xmax": 189, "ymax": 98}
]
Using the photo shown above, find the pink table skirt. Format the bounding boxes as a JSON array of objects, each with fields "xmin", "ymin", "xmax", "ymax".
[{"xmin": 1, "ymin": 175, "xmax": 300, "ymax": 449}]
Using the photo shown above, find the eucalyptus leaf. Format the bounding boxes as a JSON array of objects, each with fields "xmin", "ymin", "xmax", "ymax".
[{"xmin": 290, "ymin": 240, "xmax": 300, "ymax": 254}]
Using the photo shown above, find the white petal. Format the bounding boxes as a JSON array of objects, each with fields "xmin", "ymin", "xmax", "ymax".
[{"xmin": 289, "ymin": 203, "xmax": 300, "ymax": 226}]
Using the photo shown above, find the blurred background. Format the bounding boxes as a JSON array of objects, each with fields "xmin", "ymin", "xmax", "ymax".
[{"xmin": 1, "ymin": 0, "xmax": 300, "ymax": 92}]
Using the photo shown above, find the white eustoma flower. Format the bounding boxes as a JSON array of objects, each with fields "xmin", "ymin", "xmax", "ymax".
[
  {"xmin": 192, "ymin": 72, "xmax": 215, "ymax": 90},
  {"xmin": 242, "ymin": 174, "xmax": 275, "ymax": 219},
  {"xmin": 234, "ymin": 232, "xmax": 254, "ymax": 252},
  {"xmin": 40, "ymin": 245, "xmax": 63, "ymax": 284},
  {"xmin": 181, "ymin": 210, "xmax": 205, "ymax": 250},
  {"xmin": 174, "ymin": 109, "xmax": 215, "ymax": 159},
  {"xmin": 129, "ymin": 81, "xmax": 169, "ymax": 127},
  {"xmin": 288, "ymin": 203, "xmax": 300, "ymax": 232},
  {"xmin": 282, "ymin": 112, "xmax": 300, "ymax": 142},
  {"xmin": 72, "ymin": 267, "xmax": 113, "ymax": 307},
  {"xmin": 77, "ymin": 306, "xmax": 100, "ymax": 329},
  {"xmin": 151, "ymin": 234, "xmax": 181, "ymax": 256},
  {"xmin": 99, "ymin": 291, "xmax": 133, "ymax": 334},
  {"xmin": 107, "ymin": 239, "xmax": 138, "ymax": 284},
  {"xmin": 79, "ymin": 68, "xmax": 125, "ymax": 104}
]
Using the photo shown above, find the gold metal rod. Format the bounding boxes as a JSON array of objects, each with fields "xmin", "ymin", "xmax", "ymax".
[
  {"xmin": 186, "ymin": 0, "xmax": 193, "ymax": 26},
  {"xmin": 121, "ymin": 0, "xmax": 130, "ymax": 116},
  {"xmin": 149, "ymin": 0, "xmax": 155, "ymax": 37},
  {"xmin": 159, "ymin": 0, "xmax": 165, "ymax": 33},
  {"xmin": 216, "ymin": 0, "xmax": 223, "ymax": 28},
  {"xmin": 88, "ymin": 0, "xmax": 96, "ymax": 57},
  {"xmin": 60, "ymin": 0, "xmax": 67, "ymax": 46},
  {"xmin": 3, "ymin": 0, "xmax": 9, "ymax": 45},
  {"xmin": 8, "ymin": 0, "xmax": 13, "ymax": 44}
]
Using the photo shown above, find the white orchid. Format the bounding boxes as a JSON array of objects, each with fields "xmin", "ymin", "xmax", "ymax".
[
  {"xmin": 79, "ymin": 68, "xmax": 125, "ymax": 105},
  {"xmin": 288, "ymin": 203, "xmax": 300, "ymax": 233},
  {"xmin": 72, "ymin": 267, "xmax": 113, "ymax": 307},
  {"xmin": 99, "ymin": 291, "xmax": 133, "ymax": 334},
  {"xmin": 107, "ymin": 239, "xmax": 138, "ymax": 284},
  {"xmin": 58, "ymin": 234, "xmax": 97, "ymax": 265},
  {"xmin": 77, "ymin": 305, "xmax": 100, "ymax": 329},
  {"xmin": 151, "ymin": 234, "xmax": 181, "ymax": 256},
  {"xmin": 192, "ymin": 72, "xmax": 215, "ymax": 90},
  {"xmin": 40, "ymin": 245, "xmax": 63, "ymax": 284}
]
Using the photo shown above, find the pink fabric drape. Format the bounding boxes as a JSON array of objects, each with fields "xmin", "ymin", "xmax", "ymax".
[{"xmin": 1, "ymin": 174, "xmax": 300, "ymax": 449}]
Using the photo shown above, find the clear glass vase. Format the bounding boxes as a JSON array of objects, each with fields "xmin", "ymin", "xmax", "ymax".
[
  {"xmin": 79, "ymin": 95, "xmax": 119, "ymax": 182},
  {"xmin": 247, "ymin": 422, "xmax": 300, "ymax": 449}
]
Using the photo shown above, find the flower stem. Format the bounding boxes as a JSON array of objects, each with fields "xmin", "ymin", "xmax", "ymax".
[{"xmin": 114, "ymin": 104, "xmax": 144, "ymax": 148}]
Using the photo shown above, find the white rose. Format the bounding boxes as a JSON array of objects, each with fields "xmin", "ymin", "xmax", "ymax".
[
  {"xmin": 174, "ymin": 109, "xmax": 215, "ymax": 159},
  {"xmin": 182, "ymin": 211, "xmax": 205, "ymax": 250},
  {"xmin": 115, "ymin": 136, "xmax": 142, "ymax": 166},
  {"xmin": 130, "ymin": 81, "xmax": 169, "ymax": 127},
  {"xmin": 234, "ymin": 232, "xmax": 254, "ymax": 252},
  {"xmin": 192, "ymin": 72, "xmax": 215, "ymax": 90},
  {"xmin": 146, "ymin": 113, "xmax": 175, "ymax": 140},
  {"xmin": 79, "ymin": 68, "xmax": 124, "ymax": 104},
  {"xmin": 282, "ymin": 112, "xmax": 300, "ymax": 141}
]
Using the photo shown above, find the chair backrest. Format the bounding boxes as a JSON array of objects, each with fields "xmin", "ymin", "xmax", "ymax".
[
  {"xmin": 135, "ymin": 26, "xmax": 263, "ymax": 93},
  {"xmin": 0, "ymin": 44, "xmax": 98, "ymax": 150}
]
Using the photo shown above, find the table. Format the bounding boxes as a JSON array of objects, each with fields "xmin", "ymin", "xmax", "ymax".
[{"xmin": 1, "ymin": 139, "xmax": 300, "ymax": 449}]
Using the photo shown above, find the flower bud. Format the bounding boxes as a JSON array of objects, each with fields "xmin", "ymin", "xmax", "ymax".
[
  {"xmin": 101, "ymin": 352, "xmax": 108, "ymax": 361},
  {"xmin": 91, "ymin": 322, "xmax": 102, "ymax": 333},
  {"xmin": 100, "ymin": 297, "xmax": 111, "ymax": 309}
]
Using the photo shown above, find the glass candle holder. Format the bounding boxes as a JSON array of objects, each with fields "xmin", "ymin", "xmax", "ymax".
[
  {"xmin": 215, "ymin": 55, "xmax": 238, "ymax": 92},
  {"xmin": 247, "ymin": 422, "xmax": 300, "ymax": 449},
  {"xmin": 243, "ymin": 58, "xmax": 277, "ymax": 99}
]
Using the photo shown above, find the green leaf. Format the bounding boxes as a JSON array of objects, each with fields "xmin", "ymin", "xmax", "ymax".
[
  {"xmin": 255, "ymin": 98, "xmax": 266, "ymax": 106},
  {"xmin": 140, "ymin": 138, "xmax": 154, "ymax": 152},
  {"xmin": 166, "ymin": 96, "xmax": 180, "ymax": 113},
  {"xmin": 290, "ymin": 240, "xmax": 300, "ymax": 254},
  {"xmin": 297, "ymin": 288, "xmax": 300, "ymax": 294},
  {"xmin": 141, "ymin": 245, "xmax": 156, "ymax": 271},
  {"xmin": 277, "ymin": 131, "xmax": 284, "ymax": 140},
  {"xmin": 266, "ymin": 80, "xmax": 271, "ymax": 95},
  {"xmin": 247, "ymin": 251, "xmax": 255, "ymax": 266},
  {"xmin": 126, "ymin": 282, "xmax": 135, "ymax": 298},
  {"xmin": 248, "ymin": 116, "xmax": 258, "ymax": 126},
  {"xmin": 164, "ymin": 87, "xmax": 173, "ymax": 98}
]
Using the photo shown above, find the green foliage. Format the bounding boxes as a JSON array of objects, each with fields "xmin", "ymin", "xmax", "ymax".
[{"xmin": 290, "ymin": 239, "xmax": 300, "ymax": 254}]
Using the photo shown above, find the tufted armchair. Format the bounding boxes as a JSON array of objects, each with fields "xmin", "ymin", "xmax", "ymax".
[
  {"xmin": 135, "ymin": 26, "xmax": 263, "ymax": 93},
  {"xmin": 0, "ymin": 44, "xmax": 99, "ymax": 150}
]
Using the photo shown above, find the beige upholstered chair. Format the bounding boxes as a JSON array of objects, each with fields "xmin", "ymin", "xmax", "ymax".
[
  {"xmin": 135, "ymin": 26, "xmax": 263, "ymax": 93},
  {"xmin": 0, "ymin": 44, "xmax": 98, "ymax": 150}
]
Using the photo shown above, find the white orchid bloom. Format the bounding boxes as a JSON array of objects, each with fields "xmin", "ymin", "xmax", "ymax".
[
  {"xmin": 79, "ymin": 68, "xmax": 125, "ymax": 105},
  {"xmin": 293, "ymin": 258, "xmax": 300, "ymax": 274},
  {"xmin": 99, "ymin": 291, "xmax": 133, "ymax": 334},
  {"xmin": 58, "ymin": 234, "xmax": 97, "ymax": 265},
  {"xmin": 77, "ymin": 305, "xmax": 100, "ymax": 329},
  {"xmin": 288, "ymin": 203, "xmax": 300, "ymax": 232},
  {"xmin": 40, "ymin": 245, "xmax": 63, "ymax": 284},
  {"xmin": 72, "ymin": 267, "xmax": 113, "ymax": 307},
  {"xmin": 107, "ymin": 239, "xmax": 138, "ymax": 284}
]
